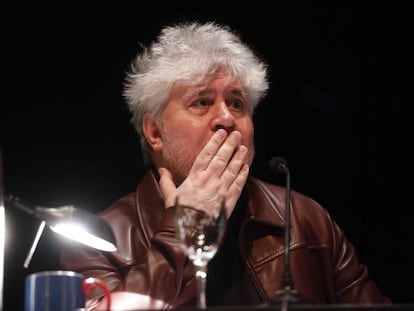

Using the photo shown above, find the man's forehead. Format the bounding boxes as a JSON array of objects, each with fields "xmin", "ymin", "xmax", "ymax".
[
  {"xmin": 176, "ymin": 84, "xmax": 244, "ymax": 104},
  {"xmin": 175, "ymin": 74, "xmax": 243, "ymax": 94}
]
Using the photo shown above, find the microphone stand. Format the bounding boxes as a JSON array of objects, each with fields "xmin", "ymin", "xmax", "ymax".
[
  {"xmin": 0, "ymin": 148, "xmax": 5, "ymax": 311},
  {"xmin": 267, "ymin": 157, "xmax": 306, "ymax": 311}
]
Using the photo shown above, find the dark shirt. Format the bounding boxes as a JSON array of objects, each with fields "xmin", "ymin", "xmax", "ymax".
[{"xmin": 207, "ymin": 191, "xmax": 261, "ymax": 306}]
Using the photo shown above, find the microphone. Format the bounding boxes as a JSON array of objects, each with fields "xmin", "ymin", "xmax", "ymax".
[
  {"xmin": 267, "ymin": 157, "xmax": 305, "ymax": 308},
  {"xmin": 269, "ymin": 156, "xmax": 289, "ymax": 176}
]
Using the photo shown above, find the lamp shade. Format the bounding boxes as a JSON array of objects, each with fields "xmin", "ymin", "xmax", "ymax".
[{"xmin": 5, "ymin": 195, "xmax": 117, "ymax": 252}]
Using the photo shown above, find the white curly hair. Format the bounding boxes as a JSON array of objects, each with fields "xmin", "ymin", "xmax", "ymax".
[{"xmin": 123, "ymin": 21, "xmax": 269, "ymax": 164}]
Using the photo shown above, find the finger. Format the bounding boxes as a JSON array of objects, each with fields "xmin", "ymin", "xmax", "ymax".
[
  {"xmin": 206, "ymin": 131, "xmax": 242, "ymax": 175},
  {"xmin": 219, "ymin": 144, "xmax": 248, "ymax": 187},
  {"xmin": 190, "ymin": 129, "xmax": 228, "ymax": 172},
  {"xmin": 225, "ymin": 164, "xmax": 249, "ymax": 217},
  {"xmin": 158, "ymin": 167, "xmax": 177, "ymax": 208}
]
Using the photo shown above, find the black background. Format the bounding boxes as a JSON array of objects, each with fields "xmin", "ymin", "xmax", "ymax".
[{"xmin": 0, "ymin": 2, "xmax": 411, "ymax": 310}]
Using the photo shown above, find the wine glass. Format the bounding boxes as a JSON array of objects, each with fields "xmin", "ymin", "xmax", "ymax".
[{"xmin": 175, "ymin": 199, "xmax": 226, "ymax": 309}]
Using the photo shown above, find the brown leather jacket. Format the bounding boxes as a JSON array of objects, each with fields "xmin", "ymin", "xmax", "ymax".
[{"xmin": 60, "ymin": 170, "xmax": 390, "ymax": 307}]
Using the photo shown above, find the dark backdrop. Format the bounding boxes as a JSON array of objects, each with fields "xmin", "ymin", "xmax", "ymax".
[{"xmin": 0, "ymin": 2, "xmax": 411, "ymax": 310}]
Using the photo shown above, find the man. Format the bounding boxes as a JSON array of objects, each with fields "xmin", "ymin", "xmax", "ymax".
[{"xmin": 60, "ymin": 21, "xmax": 390, "ymax": 309}]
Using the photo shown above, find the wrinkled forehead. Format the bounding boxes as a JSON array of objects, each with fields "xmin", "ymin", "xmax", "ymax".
[{"xmin": 174, "ymin": 67, "xmax": 243, "ymax": 92}]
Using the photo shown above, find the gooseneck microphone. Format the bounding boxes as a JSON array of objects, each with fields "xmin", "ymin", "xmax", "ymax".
[{"xmin": 267, "ymin": 157, "xmax": 305, "ymax": 309}]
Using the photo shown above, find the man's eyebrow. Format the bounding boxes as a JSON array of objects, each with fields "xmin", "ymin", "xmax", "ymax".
[
  {"xmin": 227, "ymin": 88, "xmax": 249, "ymax": 101},
  {"xmin": 181, "ymin": 88, "xmax": 211, "ymax": 101},
  {"xmin": 229, "ymin": 88, "xmax": 245, "ymax": 97}
]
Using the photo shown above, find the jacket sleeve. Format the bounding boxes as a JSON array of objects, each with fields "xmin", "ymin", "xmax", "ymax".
[
  {"xmin": 326, "ymin": 212, "xmax": 391, "ymax": 304},
  {"xmin": 60, "ymin": 206, "xmax": 196, "ymax": 308},
  {"xmin": 296, "ymin": 193, "xmax": 392, "ymax": 304}
]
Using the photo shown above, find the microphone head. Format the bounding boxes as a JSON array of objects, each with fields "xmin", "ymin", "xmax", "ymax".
[{"xmin": 268, "ymin": 156, "xmax": 288, "ymax": 174}]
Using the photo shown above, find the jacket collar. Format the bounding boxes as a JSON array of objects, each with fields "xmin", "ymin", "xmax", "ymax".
[
  {"xmin": 136, "ymin": 170, "xmax": 286, "ymax": 235},
  {"xmin": 135, "ymin": 170, "xmax": 166, "ymax": 241},
  {"xmin": 244, "ymin": 177, "xmax": 286, "ymax": 229}
]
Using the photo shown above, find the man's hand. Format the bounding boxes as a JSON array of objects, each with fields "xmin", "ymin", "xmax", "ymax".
[{"xmin": 158, "ymin": 129, "xmax": 249, "ymax": 218}]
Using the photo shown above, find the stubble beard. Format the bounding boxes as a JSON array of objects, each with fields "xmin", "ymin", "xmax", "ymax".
[
  {"xmin": 161, "ymin": 132, "xmax": 195, "ymax": 186},
  {"xmin": 161, "ymin": 141, "xmax": 255, "ymax": 187}
]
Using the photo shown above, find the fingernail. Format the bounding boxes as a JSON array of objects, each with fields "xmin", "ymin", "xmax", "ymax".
[{"xmin": 238, "ymin": 145, "xmax": 247, "ymax": 154}]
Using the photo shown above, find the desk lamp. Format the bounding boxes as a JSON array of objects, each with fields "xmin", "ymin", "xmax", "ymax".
[{"xmin": 0, "ymin": 148, "xmax": 117, "ymax": 310}]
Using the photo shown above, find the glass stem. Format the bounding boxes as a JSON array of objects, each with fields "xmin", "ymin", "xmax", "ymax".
[{"xmin": 195, "ymin": 265, "xmax": 208, "ymax": 309}]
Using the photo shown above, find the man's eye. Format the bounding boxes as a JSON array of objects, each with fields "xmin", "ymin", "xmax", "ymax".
[
  {"xmin": 230, "ymin": 100, "xmax": 244, "ymax": 111},
  {"xmin": 194, "ymin": 98, "xmax": 210, "ymax": 107}
]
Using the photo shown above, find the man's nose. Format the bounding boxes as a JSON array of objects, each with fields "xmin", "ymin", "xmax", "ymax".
[{"xmin": 210, "ymin": 102, "xmax": 235, "ymax": 131}]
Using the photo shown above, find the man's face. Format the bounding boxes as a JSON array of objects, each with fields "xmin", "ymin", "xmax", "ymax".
[{"xmin": 156, "ymin": 69, "xmax": 254, "ymax": 185}]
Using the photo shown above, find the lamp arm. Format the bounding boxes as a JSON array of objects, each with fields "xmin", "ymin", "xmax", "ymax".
[
  {"xmin": 23, "ymin": 221, "xmax": 46, "ymax": 268},
  {"xmin": 4, "ymin": 195, "xmax": 37, "ymax": 217}
]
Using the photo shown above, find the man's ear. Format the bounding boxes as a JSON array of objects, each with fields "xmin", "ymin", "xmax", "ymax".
[{"xmin": 142, "ymin": 113, "xmax": 163, "ymax": 152}]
